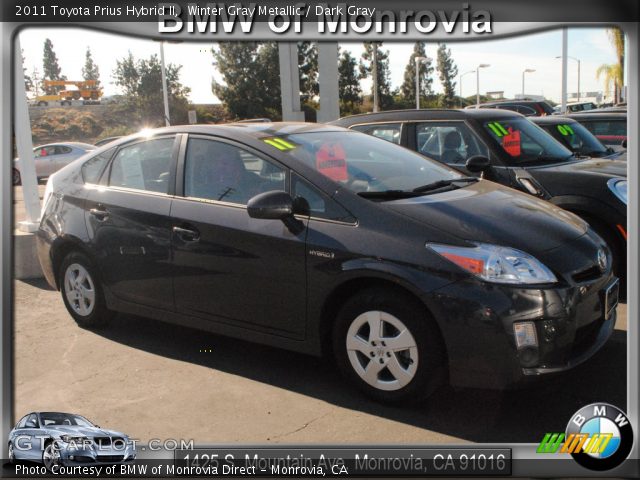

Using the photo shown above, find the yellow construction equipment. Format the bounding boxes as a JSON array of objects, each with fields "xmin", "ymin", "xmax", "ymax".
[{"xmin": 35, "ymin": 80, "xmax": 102, "ymax": 106}]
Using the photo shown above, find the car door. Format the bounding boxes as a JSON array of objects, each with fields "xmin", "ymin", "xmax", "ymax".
[
  {"xmin": 84, "ymin": 135, "xmax": 178, "ymax": 310},
  {"xmin": 170, "ymin": 135, "xmax": 308, "ymax": 337}
]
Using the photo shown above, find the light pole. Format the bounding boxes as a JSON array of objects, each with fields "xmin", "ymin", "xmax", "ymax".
[
  {"xmin": 372, "ymin": 43, "xmax": 379, "ymax": 113},
  {"xmin": 522, "ymin": 68, "xmax": 536, "ymax": 96},
  {"xmin": 414, "ymin": 56, "xmax": 432, "ymax": 109},
  {"xmin": 556, "ymin": 55, "xmax": 580, "ymax": 102},
  {"xmin": 459, "ymin": 69, "xmax": 475, "ymax": 107},
  {"xmin": 159, "ymin": 41, "xmax": 170, "ymax": 126},
  {"xmin": 476, "ymin": 64, "xmax": 490, "ymax": 107}
]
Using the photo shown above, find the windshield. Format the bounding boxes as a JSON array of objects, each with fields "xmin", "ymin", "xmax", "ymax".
[
  {"xmin": 277, "ymin": 131, "xmax": 464, "ymax": 194},
  {"xmin": 542, "ymin": 122, "xmax": 609, "ymax": 157},
  {"xmin": 40, "ymin": 412, "xmax": 94, "ymax": 427},
  {"xmin": 482, "ymin": 118, "xmax": 573, "ymax": 165}
]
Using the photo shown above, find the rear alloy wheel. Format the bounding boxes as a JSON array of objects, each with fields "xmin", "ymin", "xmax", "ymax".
[
  {"xmin": 12, "ymin": 168, "xmax": 21, "ymax": 186},
  {"xmin": 42, "ymin": 442, "xmax": 61, "ymax": 471},
  {"xmin": 333, "ymin": 288, "xmax": 446, "ymax": 404},
  {"xmin": 60, "ymin": 252, "xmax": 112, "ymax": 328}
]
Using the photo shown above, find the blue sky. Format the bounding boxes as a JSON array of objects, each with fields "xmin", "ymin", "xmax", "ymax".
[{"xmin": 19, "ymin": 27, "xmax": 623, "ymax": 104}]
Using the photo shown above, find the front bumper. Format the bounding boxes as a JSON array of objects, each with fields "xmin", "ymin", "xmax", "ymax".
[
  {"xmin": 59, "ymin": 445, "xmax": 136, "ymax": 465},
  {"xmin": 425, "ymin": 271, "xmax": 618, "ymax": 389}
]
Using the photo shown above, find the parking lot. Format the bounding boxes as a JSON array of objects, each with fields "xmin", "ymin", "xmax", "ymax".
[{"xmin": 13, "ymin": 185, "xmax": 627, "ymax": 445}]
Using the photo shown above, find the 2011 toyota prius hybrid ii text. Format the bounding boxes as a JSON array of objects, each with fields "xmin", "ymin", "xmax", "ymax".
[{"xmin": 37, "ymin": 123, "xmax": 619, "ymax": 404}]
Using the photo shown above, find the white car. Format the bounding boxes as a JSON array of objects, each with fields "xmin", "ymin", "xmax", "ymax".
[{"xmin": 13, "ymin": 142, "xmax": 95, "ymax": 185}]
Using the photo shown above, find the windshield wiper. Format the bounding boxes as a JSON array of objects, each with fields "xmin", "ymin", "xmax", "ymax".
[
  {"xmin": 412, "ymin": 177, "xmax": 478, "ymax": 193},
  {"xmin": 357, "ymin": 190, "xmax": 422, "ymax": 199}
]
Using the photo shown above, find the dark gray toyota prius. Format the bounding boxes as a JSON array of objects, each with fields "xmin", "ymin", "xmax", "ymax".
[{"xmin": 37, "ymin": 123, "xmax": 618, "ymax": 403}]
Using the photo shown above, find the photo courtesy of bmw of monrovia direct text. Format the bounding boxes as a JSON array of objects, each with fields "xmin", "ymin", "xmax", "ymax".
[{"xmin": 0, "ymin": 0, "xmax": 638, "ymax": 478}]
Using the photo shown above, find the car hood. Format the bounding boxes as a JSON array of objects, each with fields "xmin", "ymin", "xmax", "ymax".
[
  {"xmin": 384, "ymin": 180, "xmax": 587, "ymax": 254},
  {"xmin": 533, "ymin": 158, "xmax": 627, "ymax": 177},
  {"xmin": 47, "ymin": 425, "xmax": 126, "ymax": 438}
]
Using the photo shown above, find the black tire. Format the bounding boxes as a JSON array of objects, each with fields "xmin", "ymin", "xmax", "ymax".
[
  {"xmin": 12, "ymin": 168, "xmax": 21, "ymax": 186},
  {"xmin": 59, "ymin": 251, "xmax": 113, "ymax": 328},
  {"xmin": 332, "ymin": 288, "xmax": 446, "ymax": 404}
]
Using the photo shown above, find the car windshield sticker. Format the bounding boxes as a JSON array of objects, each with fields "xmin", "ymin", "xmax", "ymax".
[
  {"xmin": 263, "ymin": 137, "xmax": 297, "ymax": 151},
  {"xmin": 557, "ymin": 124, "xmax": 575, "ymax": 136},
  {"xmin": 487, "ymin": 121, "xmax": 509, "ymax": 137},
  {"xmin": 315, "ymin": 142, "xmax": 348, "ymax": 181},
  {"xmin": 502, "ymin": 128, "xmax": 521, "ymax": 157}
]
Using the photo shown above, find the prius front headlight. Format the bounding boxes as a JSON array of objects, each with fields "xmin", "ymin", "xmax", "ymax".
[{"xmin": 428, "ymin": 242, "xmax": 557, "ymax": 285}]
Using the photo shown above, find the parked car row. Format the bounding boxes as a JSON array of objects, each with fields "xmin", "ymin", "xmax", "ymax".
[{"xmin": 34, "ymin": 106, "xmax": 625, "ymax": 404}]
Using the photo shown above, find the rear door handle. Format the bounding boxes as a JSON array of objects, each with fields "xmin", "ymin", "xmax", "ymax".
[
  {"xmin": 173, "ymin": 226, "xmax": 200, "ymax": 242},
  {"xmin": 89, "ymin": 207, "xmax": 109, "ymax": 221}
]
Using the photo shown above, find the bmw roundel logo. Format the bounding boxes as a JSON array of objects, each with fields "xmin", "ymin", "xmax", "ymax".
[
  {"xmin": 565, "ymin": 403, "xmax": 633, "ymax": 471},
  {"xmin": 597, "ymin": 248, "xmax": 607, "ymax": 272}
]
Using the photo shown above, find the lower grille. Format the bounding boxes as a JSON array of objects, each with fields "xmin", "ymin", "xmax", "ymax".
[{"xmin": 96, "ymin": 455, "xmax": 125, "ymax": 463}]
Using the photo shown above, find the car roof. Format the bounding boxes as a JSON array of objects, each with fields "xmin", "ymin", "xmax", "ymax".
[
  {"xmin": 36, "ymin": 142, "xmax": 95, "ymax": 149},
  {"xmin": 104, "ymin": 122, "xmax": 348, "ymax": 149},
  {"xmin": 566, "ymin": 112, "xmax": 627, "ymax": 120},
  {"xmin": 531, "ymin": 116, "xmax": 577, "ymax": 125},
  {"xmin": 331, "ymin": 108, "xmax": 522, "ymax": 126}
]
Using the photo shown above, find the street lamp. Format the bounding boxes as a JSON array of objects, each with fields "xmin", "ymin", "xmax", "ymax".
[
  {"xmin": 556, "ymin": 55, "xmax": 580, "ymax": 102},
  {"xmin": 522, "ymin": 68, "xmax": 536, "ymax": 97},
  {"xmin": 476, "ymin": 64, "xmax": 490, "ymax": 107},
  {"xmin": 415, "ymin": 56, "xmax": 432, "ymax": 109},
  {"xmin": 459, "ymin": 70, "xmax": 475, "ymax": 107}
]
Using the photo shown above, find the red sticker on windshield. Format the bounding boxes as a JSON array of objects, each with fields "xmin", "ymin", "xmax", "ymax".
[
  {"xmin": 502, "ymin": 129, "xmax": 521, "ymax": 157},
  {"xmin": 315, "ymin": 143, "xmax": 348, "ymax": 181}
]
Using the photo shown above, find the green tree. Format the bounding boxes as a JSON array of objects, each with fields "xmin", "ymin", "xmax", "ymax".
[
  {"xmin": 400, "ymin": 42, "xmax": 434, "ymax": 105},
  {"xmin": 298, "ymin": 41, "xmax": 318, "ymax": 100},
  {"xmin": 338, "ymin": 49, "xmax": 362, "ymax": 115},
  {"xmin": 42, "ymin": 38, "xmax": 65, "ymax": 94},
  {"xmin": 21, "ymin": 49, "xmax": 33, "ymax": 92},
  {"xmin": 112, "ymin": 53, "xmax": 191, "ymax": 126},
  {"xmin": 256, "ymin": 42, "xmax": 282, "ymax": 118},
  {"xmin": 212, "ymin": 42, "xmax": 265, "ymax": 119},
  {"xmin": 360, "ymin": 42, "xmax": 394, "ymax": 110},
  {"xmin": 113, "ymin": 52, "xmax": 139, "ymax": 97},
  {"xmin": 436, "ymin": 43, "xmax": 458, "ymax": 107},
  {"xmin": 82, "ymin": 47, "xmax": 101, "ymax": 87}
]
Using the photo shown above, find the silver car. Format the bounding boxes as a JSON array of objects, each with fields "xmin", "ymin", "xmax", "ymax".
[
  {"xmin": 8, "ymin": 412, "xmax": 135, "ymax": 470},
  {"xmin": 13, "ymin": 142, "xmax": 95, "ymax": 185}
]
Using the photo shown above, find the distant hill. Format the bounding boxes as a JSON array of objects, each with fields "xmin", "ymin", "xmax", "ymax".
[{"xmin": 28, "ymin": 104, "xmax": 230, "ymax": 146}]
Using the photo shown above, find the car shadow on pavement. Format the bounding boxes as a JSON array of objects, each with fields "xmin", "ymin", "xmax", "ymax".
[{"xmin": 92, "ymin": 312, "xmax": 627, "ymax": 444}]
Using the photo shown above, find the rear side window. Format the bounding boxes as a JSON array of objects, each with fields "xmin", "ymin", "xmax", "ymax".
[
  {"xmin": 81, "ymin": 148, "xmax": 115, "ymax": 184},
  {"xmin": 351, "ymin": 123, "xmax": 401, "ymax": 144},
  {"xmin": 109, "ymin": 138, "xmax": 175, "ymax": 194},
  {"xmin": 55, "ymin": 146, "xmax": 73, "ymax": 154}
]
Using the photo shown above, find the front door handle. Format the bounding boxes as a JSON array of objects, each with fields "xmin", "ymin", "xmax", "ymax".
[
  {"xmin": 89, "ymin": 207, "xmax": 109, "ymax": 221},
  {"xmin": 173, "ymin": 226, "xmax": 200, "ymax": 242}
]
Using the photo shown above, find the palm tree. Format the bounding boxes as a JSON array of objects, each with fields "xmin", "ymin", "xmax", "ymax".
[
  {"xmin": 596, "ymin": 63, "xmax": 623, "ymax": 102},
  {"xmin": 603, "ymin": 27, "xmax": 625, "ymax": 103}
]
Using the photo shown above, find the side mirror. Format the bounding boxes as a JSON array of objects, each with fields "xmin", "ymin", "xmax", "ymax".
[
  {"xmin": 621, "ymin": 139, "xmax": 627, "ymax": 149},
  {"xmin": 465, "ymin": 155, "xmax": 491, "ymax": 173},
  {"xmin": 247, "ymin": 191, "xmax": 293, "ymax": 220}
]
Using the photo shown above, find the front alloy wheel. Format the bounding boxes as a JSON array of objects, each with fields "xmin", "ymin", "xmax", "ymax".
[
  {"xmin": 346, "ymin": 311, "xmax": 419, "ymax": 391},
  {"xmin": 333, "ymin": 288, "xmax": 446, "ymax": 404},
  {"xmin": 12, "ymin": 168, "xmax": 21, "ymax": 186},
  {"xmin": 42, "ymin": 442, "xmax": 61, "ymax": 471}
]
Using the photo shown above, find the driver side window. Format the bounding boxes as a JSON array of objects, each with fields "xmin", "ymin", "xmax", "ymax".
[{"xmin": 416, "ymin": 122, "xmax": 489, "ymax": 165}]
